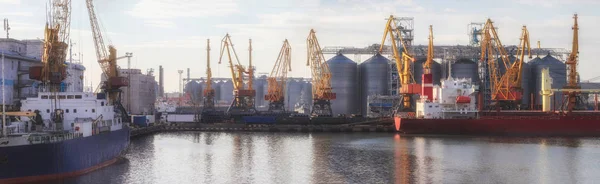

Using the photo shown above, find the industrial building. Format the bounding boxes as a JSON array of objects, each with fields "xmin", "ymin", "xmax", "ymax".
[
  {"xmin": 117, "ymin": 68, "xmax": 158, "ymax": 115},
  {"xmin": 0, "ymin": 38, "xmax": 87, "ymax": 110}
]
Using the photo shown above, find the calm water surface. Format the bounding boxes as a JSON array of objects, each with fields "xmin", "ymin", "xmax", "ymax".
[{"xmin": 50, "ymin": 132, "xmax": 600, "ymax": 184}]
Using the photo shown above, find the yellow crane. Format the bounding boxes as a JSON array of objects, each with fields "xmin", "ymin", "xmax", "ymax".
[
  {"xmin": 564, "ymin": 14, "xmax": 580, "ymax": 113},
  {"xmin": 219, "ymin": 34, "xmax": 256, "ymax": 115},
  {"xmin": 306, "ymin": 29, "xmax": 336, "ymax": 116},
  {"xmin": 265, "ymin": 39, "xmax": 292, "ymax": 112},
  {"xmin": 421, "ymin": 25, "xmax": 434, "ymax": 101},
  {"xmin": 203, "ymin": 39, "xmax": 215, "ymax": 111},
  {"xmin": 380, "ymin": 15, "xmax": 418, "ymax": 111},
  {"xmin": 86, "ymin": 0, "xmax": 129, "ymax": 121},
  {"xmin": 480, "ymin": 19, "xmax": 530, "ymax": 109},
  {"xmin": 37, "ymin": 0, "xmax": 71, "ymax": 90}
]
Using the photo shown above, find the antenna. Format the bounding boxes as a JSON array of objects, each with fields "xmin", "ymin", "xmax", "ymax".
[{"xmin": 3, "ymin": 19, "xmax": 9, "ymax": 39}]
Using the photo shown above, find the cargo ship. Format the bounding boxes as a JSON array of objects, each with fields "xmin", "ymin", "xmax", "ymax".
[
  {"xmin": 0, "ymin": 91, "xmax": 129, "ymax": 184},
  {"xmin": 394, "ymin": 72, "xmax": 600, "ymax": 136}
]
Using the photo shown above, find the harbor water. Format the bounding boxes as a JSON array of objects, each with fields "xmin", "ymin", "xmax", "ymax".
[{"xmin": 49, "ymin": 132, "xmax": 600, "ymax": 184}]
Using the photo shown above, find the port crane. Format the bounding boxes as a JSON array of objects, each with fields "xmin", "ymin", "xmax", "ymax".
[
  {"xmin": 86, "ymin": 0, "xmax": 129, "ymax": 122},
  {"xmin": 27, "ymin": 0, "xmax": 71, "ymax": 128},
  {"xmin": 563, "ymin": 14, "xmax": 582, "ymax": 113},
  {"xmin": 480, "ymin": 19, "xmax": 530, "ymax": 109},
  {"xmin": 219, "ymin": 34, "xmax": 256, "ymax": 115},
  {"xmin": 306, "ymin": 29, "xmax": 336, "ymax": 116},
  {"xmin": 265, "ymin": 39, "xmax": 292, "ymax": 112},
  {"xmin": 421, "ymin": 25, "xmax": 434, "ymax": 101},
  {"xmin": 203, "ymin": 39, "xmax": 215, "ymax": 111},
  {"xmin": 380, "ymin": 15, "xmax": 418, "ymax": 111}
]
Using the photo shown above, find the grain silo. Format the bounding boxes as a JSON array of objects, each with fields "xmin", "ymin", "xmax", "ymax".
[
  {"xmin": 413, "ymin": 58, "xmax": 442, "ymax": 85},
  {"xmin": 327, "ymin": 53, "xmax": 358, "ymax": 115},
  {"xmin": 359, "ymin": 54, "xmax": 390, "ymax": 116},
  {"xmin": 450, "ymin": 59, "xmax": 479, "ymax": 83},
  {"xmin": 219, "ymin": 80, "xmax": 234, "ymax": 105},
  {"xmin": 521, "ymin": 61, "xmax": 532, "ymax": 107},
  {"xmin": 532, "ymin": 54, "xmax": 566, "ymax": 110},
  {"xmin": 286, "ymin": 79, "xmax": 303, "ymax": 111}
]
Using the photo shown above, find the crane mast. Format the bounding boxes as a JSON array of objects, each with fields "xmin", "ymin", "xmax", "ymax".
[
  {"xmin": 564, "ymin": 14, "xmax": 580, "ymax": 112},
  {"xmin": 380, "ymin": 15, "xmax": 418, "ymax": 111},
  {"xmin": 37, "ymin": 0, "xmax": 71, "ymax": 91},
  {"xmin": 307, "ymin": 29, "xmax": 336, "ymax": 116},
  {"xmin": 421, "ymin": 25, "xmax": 435, "ymax": 102},
  {"xmin": 219, "ymin": 34, "xmax": 256, "ymax": 115},
  {"xmin": 480, "ymin": 19, "xmax": 529, "ymax": 109},
  {"xmin": 265, "ymin": 39, "xmax": 292, "ymax": 112},
  {"xmin": 203, "ymin": 39, "xmax": 215, "ymax": 111},
  {"xmin": 85, "ymin": 0, "xmax": 127, "ymax": 104}
]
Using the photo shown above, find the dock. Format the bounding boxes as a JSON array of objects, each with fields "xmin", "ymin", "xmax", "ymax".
[{"xmin": 130, "ymin": 121, "xmax": 395, "ymax": 137}]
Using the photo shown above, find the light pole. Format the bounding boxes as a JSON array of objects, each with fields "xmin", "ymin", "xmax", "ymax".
[{"xmin": 125, "ymin": 52, "xmax": 133, "ymax": 113}]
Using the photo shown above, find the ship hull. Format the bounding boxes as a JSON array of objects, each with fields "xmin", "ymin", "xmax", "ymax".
[
  {"xmin": 0, "ymin": 127, "xmax": 130, "ymax": 184},
  {"xmin": 395, "ymin": 114, "xmax": 600, "ymax": 136}
]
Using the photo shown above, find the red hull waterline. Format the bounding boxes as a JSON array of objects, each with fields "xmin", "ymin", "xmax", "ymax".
[
  {"xmin": 394, "ymin": 114, "xmax": 600, "ymax": 136},
  {"xmin": 0, "ymin": 157, "xmax": 119, "ymax": 184}
]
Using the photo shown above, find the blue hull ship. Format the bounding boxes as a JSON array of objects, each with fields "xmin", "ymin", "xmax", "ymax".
[{"xmin": 0, "ymin": 92, "xmax": 130, "ymax": 183}]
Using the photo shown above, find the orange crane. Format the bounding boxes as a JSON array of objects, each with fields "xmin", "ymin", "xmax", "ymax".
[
  {"xmin": 219, "ymin": 34, "xmax": 256, "ymax": 115},
  {"xmin": 564, "ymin": 14, "xmax": 580, "ymax": 112},
  {"xmin": 306, "ymin": 29, "xmax": 336, "ymax": 116},
  {"xmin": 421, "ymin": 25, "xmax": 434, "ymax": 102},
  {"xmin": 86, "ymin": 0, "xmax": 129, "ymax": 120},
  {"xmin": 480, "ymin": 19, "xmax": 530, "ymax": 109},
  {"xmin": 264, "ymin": 39, "xmax": 292, "ymax": 112},
  {"xmin": 380, "ymin": 15, "xmax": 418, "ymax": 111},
  {"xmin": 34, "ymin": 0, "xmax": 71, "ymax": 90},
  {"xmin": 203, "ymin": 39, "xmax": 215, "ymax": 111}
]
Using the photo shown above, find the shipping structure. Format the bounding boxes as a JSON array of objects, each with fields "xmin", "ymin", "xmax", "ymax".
[{"xmin": 396, "ymin": 16, "xmax": 600, "ymax": 136}]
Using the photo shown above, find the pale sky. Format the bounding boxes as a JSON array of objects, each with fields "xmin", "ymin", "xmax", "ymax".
[{"xmin": 1, "ymin": 0, "xmax": 599, "ymax": 92}]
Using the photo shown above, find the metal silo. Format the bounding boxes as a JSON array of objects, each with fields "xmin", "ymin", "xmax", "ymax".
[
  {"xmin": 220, "ymin": 80, "xmax": 234, "ymax": 106},
  {"xmin": 521, "ymin": 61, "xmax": 532, "ymax": 107},
  {"xmin": 413, "ymin": 58, "xmax": 442, "ymax": 85},
  {"xmin": 359, "ymin": 54, "xmax": 390, "ymax": 116},
  {"xmin": 253, "ymin": 76, "xmax": 267, "ymax": 108},
  {"xmin": 286, "ymin": 79, "xmax": 303, "ymax": 111},
  {"xmin": 533, "ymin": 54, "xmax": 566, "ymax": 110},
  {"xmin": 212, "ymin": 81, "xmax": 222, "ymax": 105},
  {"xmin": 327, "ymin": 53, "xmax": 358, "ymax": 115},
  {"xmin": 451, "ymin": 59, "xmax": 479, "ymax": 83}
]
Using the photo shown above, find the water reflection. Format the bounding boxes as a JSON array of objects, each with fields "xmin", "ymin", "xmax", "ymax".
[{"xmin": 48, "ymin": 132, "xmax": 600, "ymax": 184}]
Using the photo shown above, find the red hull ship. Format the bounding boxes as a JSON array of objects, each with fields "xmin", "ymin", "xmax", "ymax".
[
  {"xmin": 395, "ymin": 111, "xmax": 600, "ymax": 136},
  {"xmin": 393, "ymin": 75, "xmax": 600, "ymax": 137}
]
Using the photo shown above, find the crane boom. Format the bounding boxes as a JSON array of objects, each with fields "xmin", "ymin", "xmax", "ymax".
[
  {"xmin": 480, "ymin": 19, "xmax": 528, "ymax": 109},
  {"xmin": 219, "ymin": 34, "xmax": 256, "ymax": 115},
  {"xmin": 38, "ymin": 0, "xmax": 71, "ymax": 87},
  {"xmin": 424, "ymin": 25, "xmax": 434, "ymax": 74},
  {"xmin": 307, "ymin": 29, "xmax": 335, "ymax": 116},
  {"xmin": 265, "ymin": 39, "xmax": 292, "ymax": 112},
  {"xmin": 564, "ymin": 14, "xmax": 580, "ymax": 113},
  {"xmin": 379, "ymin": 15, "xmax": 417, "ymax": 110},
  {"xmin": 85, "ymin": 0, "xmax": 127, "ymax": 104},
  {"xmin": 203, "ymin": 39, "xmax": 215, "ymax": 111}
]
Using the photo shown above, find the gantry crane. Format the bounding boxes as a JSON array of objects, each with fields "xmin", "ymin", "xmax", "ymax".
[
  {"xmin": 421, "ymin": 25, "xmax": 434, "ymax": 102},
  {"xmin": 30, "ymin": 0, "xmax": 71, "ymax": 126},
  {"xmin": 203, "ymin": 39, "xmax": 215, "ymax": 111},
  {"xmin": 480, "ymin": 19, "xmax": 530, "ymax": 109},
  {"xmin": 306, "ymin": 29, "xmax": 336, "ymax": 116},
  {"xmin": 380, "ymin": 15, "xmax": 418, "ymax": 111},
  {"xmin": 264, "ymin": 39, "xmax": 292, "ymax": 112},
  {"xmin": 219, "ymin": 34, "xmax": 256, "ymax": 115},
  {"xmin": 563, "ymin": 14, "xmax": 581, "ymax": 113},
  {"xmin": 86, "ymin": 0, "xmax": 129, "ymax": 121},
  {"xmin": 36, "ymin": 0, "xmax": 71, "ymax": 91}
]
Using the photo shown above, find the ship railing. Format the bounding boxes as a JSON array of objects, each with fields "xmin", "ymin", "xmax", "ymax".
[{"xmin": 27, "ymin": 132, "xmax": 84, "ymax": 144}]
